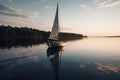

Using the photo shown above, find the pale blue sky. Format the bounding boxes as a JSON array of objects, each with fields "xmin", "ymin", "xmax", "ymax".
[{"xmin": 0, "ymin": 0, "xmax": 120, "ymax": 36}]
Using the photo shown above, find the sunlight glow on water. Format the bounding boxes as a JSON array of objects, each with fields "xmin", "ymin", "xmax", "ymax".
[{"xmin": 64, "ymin": 38, "xmax": 120, "ymax": 60}]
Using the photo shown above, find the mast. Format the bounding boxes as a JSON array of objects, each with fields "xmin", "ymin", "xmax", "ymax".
[{"xmin": 49, "ymin": 3, "xmax": 60, "ymax": 40}]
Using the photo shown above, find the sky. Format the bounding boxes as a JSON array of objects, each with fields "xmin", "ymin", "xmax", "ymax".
[{"xmin": 0, "ymin": 0, "xmax": 120, "ymax": 36}]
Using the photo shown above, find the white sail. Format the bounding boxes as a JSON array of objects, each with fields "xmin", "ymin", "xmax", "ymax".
[{"xmin": 49, "ymin": 3, "xmax": 59, "ymax": 40}]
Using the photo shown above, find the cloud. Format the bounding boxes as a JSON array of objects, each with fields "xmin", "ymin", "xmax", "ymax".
[
  {"xmin": 8, "ymin": 0, "xmax": 13, "ymax": 2},
  {"xmin": 80, "ymin": 4, "xmax": 91, "ymax": 11},
  {"xmin": 91, "ymin": 0, "xmax": 120, "ymax": 9},
  {"xmin": 80, "ymin": 64, "xmax": 85, "ymax": 68},
  {"xmin": 0, "ymin": 4, "xmax": 15, "ymax": 12},
  {"xmin": 0, "ymin": 4, "xmax": 39, "ymax": 18},
  {"xmin": 96, "ymin": 63, "xmax": 120, "ymax": 73},
  {"xmin": 0, "ymin": 15, "xmax": 46, "ymax": 30},
  {"xmin": 33, "ymin": 12, "xmax": 40, "ymax": 18},
  {"xmin": 0, "ymin": 4, "xmax": 46, "ymax": 30},
  {"xmin": 0, "ymin": 11, "xmax": 28, "ymax": 18},
  {"xmin": 44, "ymin": 6, "xmax": 50, "ymax": 9},
  {"xmin": 93, "ymin": 0, "xmax": 111, "ymax": 4},
  {"xmin": 95, "ymin": 0, "xmax": 120, "ymax": 8}
]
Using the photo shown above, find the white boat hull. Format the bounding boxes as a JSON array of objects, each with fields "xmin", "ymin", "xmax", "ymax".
[{"xmin": 47, "ymin": 41, "xmax": 65, "ymax": 48}]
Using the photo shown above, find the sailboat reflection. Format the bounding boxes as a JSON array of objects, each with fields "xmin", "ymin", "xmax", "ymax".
[{"xmin": 47, "ymin": 47, "xmax": 64, "ymax": 80}]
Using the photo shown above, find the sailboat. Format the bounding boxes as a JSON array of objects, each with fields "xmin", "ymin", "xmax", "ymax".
[{"xmin": 47, "ymin": 3, "xmax": 65, "ymax": 48}]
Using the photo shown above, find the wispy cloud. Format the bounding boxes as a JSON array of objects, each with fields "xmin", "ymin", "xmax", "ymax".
[
  {"xmin": 0, "ymin": 15, "xmax": 46, "ymax": 30},
  {"xmin": 80, "ymin": 4, "xmax": 91, "ymax": 11},
  {"xmin": 0, "ymin": 4, "xmax": 15, "ymax": 12},
  {"xmin": 96, "ymin": 63, "xmax": 120, "ymax": 73},
  {"xmin": 44, "ymin": 6, "xmax": 50, "ymax": 9},
  {"xmin": 8, "ymin": 0, "xmax": 13, "ymax": 3},
  {"xmin": 0, "ymin": 4, "xmax": 45, "ymax": 30},
  {"xmin": 44, "ymin": 5, "xmax": 54, "ymax": 9},
  {"xmin": 93, "ymin": 0, "xmax": 120, "ymax": 8},
  {"xmin": 98, "ymin": 0, "xmax": 120, "ymax": 8},
  {"xmin": 0, "ymin": 4, "xmax": 39, "ymax": 18},
  {"xmin": 33, "ymin": 12, "xmax": 40, "ymax": 18},
  {"xmin": 93, "ymin": 0, "xmax": 111, "ymax": 4},
  {"xmin": 80, "ymin": 64, "xmax": 85, "ymax": 68}
]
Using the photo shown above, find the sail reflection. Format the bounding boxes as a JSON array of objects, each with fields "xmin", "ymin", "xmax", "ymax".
[{"xmin": 47, "ymin": 47, "xmax": 64, "ymax": 80}]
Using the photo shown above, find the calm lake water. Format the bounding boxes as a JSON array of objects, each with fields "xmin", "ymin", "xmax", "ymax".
[{"xmin": 0, "ymin": 38, "xmax": 120, "ymax": 80}]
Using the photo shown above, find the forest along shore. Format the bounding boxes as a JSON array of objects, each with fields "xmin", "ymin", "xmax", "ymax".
[{"xmin": 0, "ymin": 25, "xmax": 86, "ymax": 48}]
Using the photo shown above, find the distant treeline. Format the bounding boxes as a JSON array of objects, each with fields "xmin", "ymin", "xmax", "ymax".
[
  {"xmin": 0, "ymin": 25, "xmax": 85, "ymax": 48},
  {"xmin": 0, "ymin": 25, "xmax": 49, "ymax": 40},
  {"xmin": 0, "ymin": 25, "xmax": 85, "ymax": 40}
]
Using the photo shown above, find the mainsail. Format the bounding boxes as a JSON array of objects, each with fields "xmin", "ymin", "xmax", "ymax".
[{"xmin": 49, "ymin": 3, "xmax": 59, "ymax": 40}]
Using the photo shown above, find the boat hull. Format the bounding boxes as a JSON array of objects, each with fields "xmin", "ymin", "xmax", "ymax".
[{"xmin": 47, "ymin": 41, "xmax": 65, "ymax": 48}]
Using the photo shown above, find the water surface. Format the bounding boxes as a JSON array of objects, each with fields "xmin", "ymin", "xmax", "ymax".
[{"xmin": 0, "ymin": 38, "xmax": 120, "ymax": 80}]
